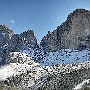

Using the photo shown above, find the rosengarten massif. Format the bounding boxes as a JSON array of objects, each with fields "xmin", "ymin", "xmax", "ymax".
[{"xmin": 0, "ymin": 9, "xmax": 90, "ymax": 90}]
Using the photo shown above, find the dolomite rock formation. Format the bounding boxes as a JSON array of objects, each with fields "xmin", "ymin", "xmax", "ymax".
[
  {"xmin": 0, "ymin": 24, "xmax": 14, "ymax": 64},
  {"xmin": 0, "ymin": 24, "xmax": 14, "ymax": 47},
  {"xmin": 0, "ymin": 25, "xmax": 37, "ymax": 65},
  {"xmin": 40, "ymin": 9, "xmax": 90, "ymax": 52},
  {"xmin": 8, "ymin": 30, "xmax": 37, "ymax": 52},
  {"xmin": 20, "ymin": 30, "xmax": 37, "ymax": 49}
]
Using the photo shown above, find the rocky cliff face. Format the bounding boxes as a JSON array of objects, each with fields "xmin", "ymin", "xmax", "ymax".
[
  {"xmin": 40, "ymin": 9, "xmax": 90, "ymax": 52},
  {"xmin": 8, "ymin": 30, "xmax": 37, "ymax": 52},
  {"xmin": 0, "ymin": 24, "xmax": 14, "ymax": 47},
  {"xmin": 20, "ymin": 30, "xmax": 37, "ymax": 49},
  {"xmin": 0, "ymin": 25, "xmax": 38, "ymax": 65},
  {"xmin": 0, "ymin": 25, "xmax": 14, "ymax": 64}
]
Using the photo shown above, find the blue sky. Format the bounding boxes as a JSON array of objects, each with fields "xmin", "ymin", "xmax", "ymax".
[{"xmin": 0, "ymin": 0, "xmax": 90, "ymax": 42}]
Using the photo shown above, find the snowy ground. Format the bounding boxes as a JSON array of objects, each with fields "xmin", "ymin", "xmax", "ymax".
[
  {"xmin": 73, "ymin": 79, "xmax": 90, "ymax": 90},
  {"xmin": 0, "ymin": 52, "xmax": 46, "ymax": 84},
  {"xmin": 0, "ymin": 52, "xmax": 90, "ymax": 82},
  {"xmin": 0, "ymin": 49, "xmax": 90, "ymax": 89},
  {"xmin": 21, "ymin": 48, "xmax": 90, "ymax": 66},
  {"xmin": 41, "ymin": 49, "xmax": 90, "ymax": 66}
]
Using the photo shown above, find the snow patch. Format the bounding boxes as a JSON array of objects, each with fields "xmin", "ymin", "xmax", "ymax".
[{"xmin": 73, "ymin": 79, "xmax": 90, "ymax": 90}]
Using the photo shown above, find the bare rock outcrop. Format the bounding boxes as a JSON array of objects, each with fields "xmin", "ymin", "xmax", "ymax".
[
  {"xmin": 0, "ymin": 24, "xmax": 14, "ymax": 47},
  {"xmin": 40, "ymin": 9, "xmax": 90, "ymax": 52},
  {"xmin": 8, "ymin": 30, "xmax": 37, "ymax": 52},
  {"xmin": 0, "ymin": 24, "xmax": 14, "ymax": 64},
  {"xmin": 0, "ymin": 25, "xmax": 38, "ymax": 65}
]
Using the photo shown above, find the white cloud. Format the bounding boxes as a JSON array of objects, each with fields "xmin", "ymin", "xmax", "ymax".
[{"xmin": 10, "ymin": 19, "xmax": 15, "ymax": 24}]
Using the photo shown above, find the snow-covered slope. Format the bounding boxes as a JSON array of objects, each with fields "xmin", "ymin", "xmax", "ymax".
[
  {"xmin": 0, "ymin": 63, "xmax": 48, "ymax": 89},
  {"xmin": 1, "ymin": 52, "xmax": 45, "ymax": 79},
  {"xmin": 0, "ymin": 51, "xmax": 90, "ymax": 90},
  {"xmin": 41, "ymin": 49, "xmax": 90, "ymax": 66},
  {"xmin": 73, "ymin": 79, "xmax": 90, "ymax": 90},
  {"xmin": 0, "ymin": 48, "xmax": 90, "ymax": 90},
  {"xmin": 20, "ymin": 48, "xmax": 90, "ymax": 66}
]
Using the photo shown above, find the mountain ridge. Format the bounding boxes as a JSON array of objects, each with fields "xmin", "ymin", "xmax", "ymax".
[
  {"xmin": 0, "ymin": 8, "xmax": 90, "ymax": 90},
  {"xmin": 0, "ymin": 8, "xmax": 90, "ymax": 65},
  {"xmin": 40, "ymin": 8, "xmax": 90, "ymax": 52}
]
